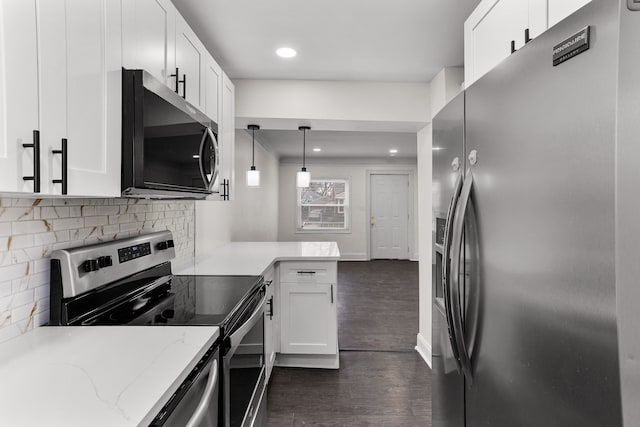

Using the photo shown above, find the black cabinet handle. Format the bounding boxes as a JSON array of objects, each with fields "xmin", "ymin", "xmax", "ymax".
[
  {"xmin": 170, "ymin": 67, "xmax": 180, "ymax": 93},
  {"xmin": 297, "ymin": 271, "xmax": 316, "ymax": 275},
  {"xmin": 510, "ymin": 40, "xmax": 516, "ymax": 54},
  {"xmin": 181, "ymin": 73, "xmax": 186, "ymax": 99},
  {"xmin": 22, "ymin": 130, "xmax": 41, "ymax": 192},
  {"xmin": 267, "ymin": 296, "xmax": 274, "ymax": 319},
  {"xmin": 222, "ymin": 179, "xmax": 230, "ymax": 200},
  {"xmin": 525, "ymin": 28, "xmax": 531, "ymax": 44},
  {"xmin": 52, "ymin": 138, "xmax": 68, "ymax": 195}
]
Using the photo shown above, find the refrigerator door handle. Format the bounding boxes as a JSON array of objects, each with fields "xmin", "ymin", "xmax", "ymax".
[
  {"xmin": 442, "ymin": 170, "xmax": 464, "ymax": 373},
  {"xmin": 450, "ymin": 169, "xmax": 475, "ymax": 384}
]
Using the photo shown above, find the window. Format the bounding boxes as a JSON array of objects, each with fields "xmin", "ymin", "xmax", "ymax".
[{"xmin": 297, "ymin": 179, "xmax": 350, "ymax": 232}]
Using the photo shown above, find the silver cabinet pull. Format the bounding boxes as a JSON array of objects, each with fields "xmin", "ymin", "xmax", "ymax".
[
  {"xmin": 450, "ymin": 169, "xmax": 475, "ymax": 384},
  {"xmin": 442, "ymin": 170, "xmax": 464, "ymax": 373},
  {"xmin": 185, "ymin": 359, "xmax": 218, "ymax": 427}
]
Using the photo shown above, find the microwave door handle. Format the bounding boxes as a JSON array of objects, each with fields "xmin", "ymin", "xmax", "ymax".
[
  {"xmin": 198, "ymin": 129, "xmax": 211, "ymax": 189},
  {"xmin": 226, "ymin": 296, "xmax": 266, "ymax": 358},
  {"xmin": 185, "ymin": 359, "xmax": 219, "ymax": 427},
  {"xmin": 206, "ymin": 127, "xmax": 219, "ymax": 192}
]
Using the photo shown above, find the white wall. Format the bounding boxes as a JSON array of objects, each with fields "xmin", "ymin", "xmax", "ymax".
[
  {"xmin": 278, "ymin": 160, "xmax": 418, "ymax": 261},
  {"xmin": 235, "ymin": 79, "xmax": 430, "ymax": 133},
  {"xmin": 416, "ymin": 66, "xmax": 464, "ymax": 366},
  {"xmin": 196, "ymin": 130, "xmax": 279, "ymax": 256}
]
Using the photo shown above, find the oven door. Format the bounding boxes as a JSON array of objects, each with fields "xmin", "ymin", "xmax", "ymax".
[
  {"xmin": 224, "ymin": 295, "xmax": 267, "ymax": 427},
  {"xmin": 151, "ymin": 346, "xmax": 220, "ymax": 427},
  {"xmin": 122, "ymin": 69, "xmax": 220, "ymax": 198}
]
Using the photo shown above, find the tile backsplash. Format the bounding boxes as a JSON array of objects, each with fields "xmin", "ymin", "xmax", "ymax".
[{"xmin": 0, "ymin": 197, "xmax": 195, "ymax": 344}]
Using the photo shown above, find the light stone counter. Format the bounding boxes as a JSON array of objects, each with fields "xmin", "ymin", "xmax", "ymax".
[{"xmin": 0, "ymin": 326, "xmax": 219, "ymax": 426}]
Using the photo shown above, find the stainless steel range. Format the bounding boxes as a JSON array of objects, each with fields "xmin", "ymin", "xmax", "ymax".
[{"xmin": 49, "ymin": 231, "xmax": 267, "ymax": 427}]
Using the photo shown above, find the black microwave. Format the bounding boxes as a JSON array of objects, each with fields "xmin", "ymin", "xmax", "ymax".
[{"xmin": 122, "ymin": 69, "xmax": 219, "ymax": 199}]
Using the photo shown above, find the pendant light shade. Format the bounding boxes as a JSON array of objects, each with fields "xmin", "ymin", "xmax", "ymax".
[
  {"xmin": 297, "ymin": 126, "xmax": 311, "ymax": 188},
  {"xmin": 247, "ymin": 125, "xmax": 260, "ymax": 187}
]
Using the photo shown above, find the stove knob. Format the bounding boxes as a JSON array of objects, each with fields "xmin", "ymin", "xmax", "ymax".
[
  {"xmin": 98, "ymin": 256, "xmax": 113, "ymax": 268},
  {"xmin": 156, "ymin": 240, "xmax": 175, "ymax": 251},
  {"xmin": 82, "ymin": 259, "xmax": 99, "ymax": 273}
]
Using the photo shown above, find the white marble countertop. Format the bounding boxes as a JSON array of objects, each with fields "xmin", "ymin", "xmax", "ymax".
[
  {"xmin": 0, "ymin": 326, "xmax": 219, "ymax": 427},
  {"xmin": 176, "ymin": 241, "xmax": 341, "ymax": 276}
]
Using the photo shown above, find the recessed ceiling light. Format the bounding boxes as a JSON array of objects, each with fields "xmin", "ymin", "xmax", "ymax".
[
  {"xmin": 432, "ymin": 146, "xmax": 444, "ymax": 151},
  {"xmin": 192, "ymin": 154, "xmax": 200, "ymax": 159},
  {"xmin": 313, "ymin": 148, "xmax": 321, "ymax": 152},
  {"xmin": 276, "ymin": 47, "xmax": 297, "ymax": 58},
  {"xmin": 389, "ymin": 149, "xmax": 398, "ymax": 154}
]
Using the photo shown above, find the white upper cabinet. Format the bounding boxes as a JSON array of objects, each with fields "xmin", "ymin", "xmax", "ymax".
[
  {"xmin": 219, "ymin": 73, "xmax": 236, "ymax": 201},
  {"xmin": 175, "ymin": 14, "xmax": 207, "ymax": 111},
  {"xmin": 465, "ymin": 0, "xmax": 592, "ymax": 87},
  {"xmin": 122, "ymin": 0, "xmax": 175, "ymax": 87},
  {"xmin": 0, "ymin": 0, "xmax": 40, "ymax": 194},
  {"xmin": 38, "ymin": 0, "xmax": 122, "ymax": 197},
  {"xmin": 204, "ymin": 54, "xmax": 223, "ymax": 124},
  {"xmin": 548, "ymin": 0, "xmax": 592, "ymax": 27},
  {"xmin": 0, "ymin": 0, "xmax": 121, "ymax": 197}
]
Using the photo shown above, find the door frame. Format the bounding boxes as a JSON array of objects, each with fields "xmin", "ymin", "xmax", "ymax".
[{"xmin": 366, "ymin": 170, "xmax": 416, "ymax": 261}]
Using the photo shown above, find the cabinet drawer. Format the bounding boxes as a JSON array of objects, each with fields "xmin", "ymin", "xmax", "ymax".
[{"xmin": 279, "ymin": 261, "xmax": 337, "ymax": 284}]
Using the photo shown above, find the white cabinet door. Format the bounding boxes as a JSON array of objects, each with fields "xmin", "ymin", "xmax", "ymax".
[
  {"xmin": 39, "ymin": 0, "xmax": 122, "ymax": 197},
  {"xmin": 464, "ymin": 0, "xmax": 529, "ymax": 86},
  {"xmin": 204, "ymin": 54, "xmax": 223, "ymax": 124},
  {"xmin": 548, "ymin": 0, "xmax": 591, "ymax": 27},
  {"xmin": 65, "ymin": 0, "xmax": 122, "ymax": 197},
  {"xmin": 122, "ymin": 0, "xmax": 175, "ymax": 87},
  {"xmin": 0, "ymin": 0, "xmax": 40, "ymax": 193},
  {"xmin": 280, "ymin": 282, "xmax": 337, "ymax": 355},
  {"xmin": 216, "ymin": 73, "xmax": 235, "ymax": 200},
  {"xmin": 175, "ymin": 14, "xmax": 205, "ymax": 110}
]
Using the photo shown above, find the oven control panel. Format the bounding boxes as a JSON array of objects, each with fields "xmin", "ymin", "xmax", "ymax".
[{"xmin": 118, "ymin": 242, "xmax": 152, "ymax": 263}]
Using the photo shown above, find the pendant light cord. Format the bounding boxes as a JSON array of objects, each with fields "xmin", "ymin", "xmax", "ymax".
[
  {"xmin": 302, "ymin": 128, "xmax": 306, "ymax": 169},
  {"xmin": 252, "ymin": 128, "xmax": 255, "ymax": 167}
]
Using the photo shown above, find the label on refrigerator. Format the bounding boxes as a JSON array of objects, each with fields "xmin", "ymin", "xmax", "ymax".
[{"xmin": 553, "ymin": 26, "xmax": 590, "ymax": 66}]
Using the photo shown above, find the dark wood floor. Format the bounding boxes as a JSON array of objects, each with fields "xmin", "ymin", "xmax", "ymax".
[{"xmin": 266, "ymin": 260, "xmax": 431, "ymax": 427}]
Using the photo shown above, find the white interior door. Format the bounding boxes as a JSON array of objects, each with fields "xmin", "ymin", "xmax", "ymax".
[{"xmin": 370, "ymin": 174, "xmax": 410, "ymax": 259}]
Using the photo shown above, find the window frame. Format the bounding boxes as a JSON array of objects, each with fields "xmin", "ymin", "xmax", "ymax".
[{"xmin": 296, "ymin": 177, "xmax": 351, "ymax": 234}]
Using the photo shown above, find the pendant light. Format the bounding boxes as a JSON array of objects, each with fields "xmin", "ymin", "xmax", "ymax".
[
  {"xmin": 297, "ymin": 126, "xmax": 311, "ymax": 188},
  {"xmin": 246, "ymin": 125, "xmax": 260, "ymax": 187}
]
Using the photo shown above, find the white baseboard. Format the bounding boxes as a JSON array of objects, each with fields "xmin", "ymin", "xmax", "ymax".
[
  {"xmin": 416, "ymin": 333, "xmax": 432, "ymax": 368},
  {"xmin": 339, "ymin": 253, "xmax": 369, "ymax": 261}
]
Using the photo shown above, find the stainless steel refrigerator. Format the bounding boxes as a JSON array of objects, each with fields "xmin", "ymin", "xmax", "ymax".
[{"xmin": 432, "ymin": 1, "xmax": 640, "ymax": 425}]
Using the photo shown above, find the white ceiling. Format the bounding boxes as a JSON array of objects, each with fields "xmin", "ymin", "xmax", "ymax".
[
  {"xmin": 171, "ymin": 0, "xmax": 481, "ymax": 82},
  {"xmin": 254, "ymin": 130, "xmax": 417, "ymax": 160}
]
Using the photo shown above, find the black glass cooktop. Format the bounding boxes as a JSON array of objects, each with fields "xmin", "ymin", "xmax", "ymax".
[{"xmin": 81, "ymin": 274, "xmax": 263, "ymax": 337}]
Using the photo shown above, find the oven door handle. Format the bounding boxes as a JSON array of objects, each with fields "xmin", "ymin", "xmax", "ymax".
[
  {"xmin": 185, "ymin": 359, "xmax": 218, "ymax": 427},
  {"xmin": 227, "ymin": 296, "xmax": 266, "ymax": 357}
]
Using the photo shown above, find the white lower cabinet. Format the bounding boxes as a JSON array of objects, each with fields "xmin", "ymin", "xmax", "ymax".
[{"xmin": 280, "ymin": 282, "xmax": 337, "ymax": 355}]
